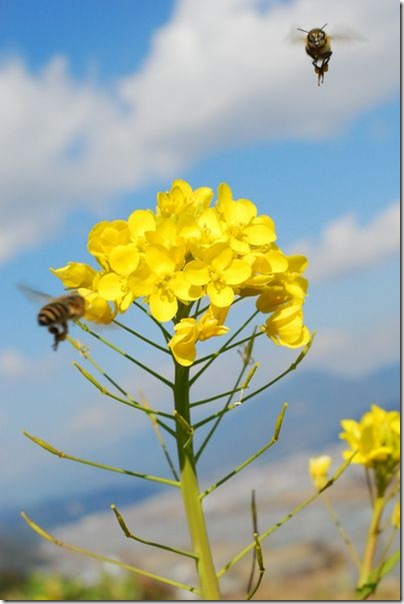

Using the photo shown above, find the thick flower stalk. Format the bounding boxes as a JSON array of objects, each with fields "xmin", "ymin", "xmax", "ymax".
[{"xmin": 24, "ymin": 180, "xmax": 316, "ymax": 600}]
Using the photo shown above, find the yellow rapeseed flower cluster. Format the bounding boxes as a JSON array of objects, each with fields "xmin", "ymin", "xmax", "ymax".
[
  {"xmin": 340, "ymin": 405, "xmax": 400, "ymax": 476},
  {"xmin": 52, "ymin": 180, "xmax": 310, "ymax": 365}
]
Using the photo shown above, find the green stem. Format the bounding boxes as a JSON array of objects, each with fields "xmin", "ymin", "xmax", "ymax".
[
  {"xmin": 358, "ymin": 493, "xmax": 386, "ymax": 589},
  {"xmin": 174, "ymin": 363, "xmax": 221, "ymax": 599}
]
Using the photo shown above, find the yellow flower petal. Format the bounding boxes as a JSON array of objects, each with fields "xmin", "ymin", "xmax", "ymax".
[
  {"xmin": 51, "ymin": 262, "xmax": 96, "ymax": 288},
  {"xmin": 149, "ymin": 291, "xmax": 178, "ymax": 322},
  {"xmin": 128, "ymin": 209, "xmax": 156, "ymax": 240},
  {"xmin": 168, "ymin": 318, "xmax": 199, "ymax": 366},
  {"xmin": 207, "ymin": 282, "xmax": 234, "ymax": 307},
  {"xmin": 109, "ymin": 244, "xmax": 140, "ymax": 276},
  {"xmin": 222, "ymin": 259, "xmax": 251, "ymax": 285},
  {"xmin": 183, "ymin": 260, "xmax": 210, "ymax": 285},
  {"xmin": 97, "ymin": 273, "xmax": 126, "ymax": 301},
  {"xmin": 145, "ymin": 246, "xmax": 176, "ymax": 277}
]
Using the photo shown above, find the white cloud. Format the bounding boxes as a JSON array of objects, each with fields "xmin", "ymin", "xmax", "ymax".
[
  {"xmin": 293, "ymin": 201, "xmax": 399, "ymax": 282},
  {"xmin": 0, "ymin": 0, "xmax": 399, "ymax": 261},
  {"xmin": 0, "ymin": 348, "xmax": 30, "ymax": 377},
  {"xmin": 304, "ymin": 319, "xmax": 399, "ymax": 377},
  {"xmin": 0, "ymin": 347, "xmax": 61, "ymax": 380},
  {"xmin": 65, "ymin": 405, "xmax": 115, "ymax": 435}
]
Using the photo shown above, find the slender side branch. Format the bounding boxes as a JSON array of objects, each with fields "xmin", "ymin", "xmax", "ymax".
[
  {"xmin": 193, "ymin": 402, "xmax": 243, "ymax": 430},
  {"xmin": 77, "ymin": 321, "xmax": 173, "ymax": 388},
  {"xmin": 112, "ymin": 319, "xmax": 170, "ymax": 353},
  {"xmin": 73, "ymin": 362, "xmax": 176, "ymax": 437},
  {"xmin": 246, "ymin": 534, "xmax": 265, "ymax": 601},
  {"xmin": 111, "ymin": 504, "xmax": 197, "ymax": 560},
  {"xmin": 321, "ymin": 492, "xmax": 361, "ymax": 571},
  {"xmin": 241, "ymin": 335, "xmax": 314, "ymax": 404},
  {"xmin": 23, "ymin": 432, "xmax": 180, "ymax": 488},
  {"xmin": 21, "ymin": 513, "xmax": 199, "ymax": 595},
  {"xmin": 214, "ymin": 331, "xmax": 263, "ymax": 358},
  {"xmin": 195, "ymin": 339, "xmax": 259, "ymax": 462},
  {"xmin": 200, "ymin": 403, "xmax": 288, "ymax": 499},
  {"xmin": 190, "ymin": 310, "xmax": 260, "ymax": 384},
  {"xmin": 217, "ymin": 454, "xmax": 354, "ymax": 577},
  {"xmin": 246, "ymin": 490, "xmax": 266, "ymax": 600},
  {"xmin": 194, "ymin": 331, "xmax": 263, "ymax": 367},
  {"xmin": 191, "ymin": 364, "xmax": 258, "ymax": 409},
  {"xmin": 133, "ymin": 301, "xmax": 171, "ymax": 342},
  {"xmin": 191, "ymin": 386, "xmax": 244, "ymax": 408},
  {"xmin": 140, "ymin": 393, "xmax": 179, "ymax": 481}
]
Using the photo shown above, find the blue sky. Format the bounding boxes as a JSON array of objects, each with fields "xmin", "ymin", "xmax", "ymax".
[{"xmin": 0, "ymin": 0, "xmax": 399, "ymax": 509}]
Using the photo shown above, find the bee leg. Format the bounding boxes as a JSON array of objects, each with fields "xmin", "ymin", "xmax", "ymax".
[
  {"xmin": 322, "ymin": 51, "xmax": 332, "ymax": 65},
  {"xmin": 320, "ymin": 52, "xmax": 332, "ymax": 73},
  {"xmin": 314, "ymin": 64, "xmax": 323, "ymax": 86},
  {"xmin": 57, "ymin": 322, "xmax": 68, "ymax": 345},
  {"xmin": 315, "ymin": 53, "xmax": 333, "ymax": 85},
  {"xmin": 48, "ymin": 322, "xmax": 68, "ymax": 351},
  {"xmin": 47, "ymin": 326, "xmax": 61, "ymax": 350}
]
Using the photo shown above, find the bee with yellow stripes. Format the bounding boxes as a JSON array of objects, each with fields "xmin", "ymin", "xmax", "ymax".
[{"xmin": 19, "ymin": 286, "xmax": 85, "ymax": 350}]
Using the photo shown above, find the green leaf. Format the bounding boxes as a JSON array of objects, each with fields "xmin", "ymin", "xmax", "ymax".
[
  {"xmin": 356, "ymin": 552, "xmax": 400, "ymax": 600},
  {"xmin": 379, "ymin": 549, "xmax": 400, "ymax": 578},
  {"xmin": 355, "ymin": 580, "xmax": 378, "ymax": 600}
]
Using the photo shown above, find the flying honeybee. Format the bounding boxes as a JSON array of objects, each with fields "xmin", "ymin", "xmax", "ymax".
[
  {"xmin": 19, "ymin": 286, "xmax": 85, "ymax": 350},
  {"xmin": 38, "ymin": 294, "xmax": 85, "ymax": 350},
  {"xmin": 294, "ymin": 24, "xmax": 365, "ymax": 86},
  {"xmin": 297, "ymin": 24, "xmax": 332, "ymax": 85}
]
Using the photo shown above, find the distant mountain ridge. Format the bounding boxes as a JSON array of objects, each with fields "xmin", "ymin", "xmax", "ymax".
[
  {"xmin": 199, "ymin": 362, "xmax": 400, "ymax": 471},
  {"xmin": 1, "ymin": 363, "xmax": 399, "ymax": 541}
]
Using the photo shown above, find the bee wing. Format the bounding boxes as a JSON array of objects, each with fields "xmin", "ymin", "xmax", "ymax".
[
  {"xmin": 17, "ymin": 283, "xmax": 54, "ymax": 304},
  {"xmin": 329, "ymin": 26, "xmax": 367, "ymax": 43},
  {"xmin": 286, "ymin": 27, "xmax": 307, "ymax": 44}
]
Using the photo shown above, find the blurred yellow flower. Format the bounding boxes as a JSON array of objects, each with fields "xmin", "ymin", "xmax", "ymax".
[
  {"xmin": 391, "ymin": 500, "xmax": 400, "ymax": 529},
  {"xmin": 340, "ymin": 405, "xmax": 400, "ymax": 475},
  {"xmin": 309, "ymin": 455, "xmax": 332, "ymax": 489}
]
